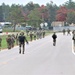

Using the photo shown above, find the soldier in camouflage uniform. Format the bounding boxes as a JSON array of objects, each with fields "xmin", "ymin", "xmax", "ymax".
[
  {"xmin": 33, "ymin": 31, "xmax": 36, "ymax": 40},
  {"xmin": 15, "ymin": 33, "xmax": 19, "ymax": 45},
  {"xmin": 11, "ymin": 34, "xmax": 15, "ymax": 48},
  {"xmin": 42, "ymin": 30, "xmax": 45, "ymax": 38},
  {"xmin": 0, "ymin": 37, "xmax": 2, "ymax": 50},
  {"xmin": 18, "ymin": 32, "xmax": 28, "ymax": 54},
  {"xmin": 29, "ymin": 31, "xmax": 33, "ymax": 41},
  {"xmin": 6, "ymin": 35, "xmax": 12, "ymax": 49},
  {"xmin": 72, "ymin": 30, "xmax": 75, "ymax": 51}
]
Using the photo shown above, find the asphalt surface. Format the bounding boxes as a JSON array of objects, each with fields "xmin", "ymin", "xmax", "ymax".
[{"xmin": 0, "ymin": 32, "xmax": 75, "ymax": 75}]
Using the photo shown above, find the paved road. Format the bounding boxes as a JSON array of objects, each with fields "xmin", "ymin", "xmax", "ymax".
[{"xmin": 0, "ymin": 32, "xmax": 75, "ymax": 75}]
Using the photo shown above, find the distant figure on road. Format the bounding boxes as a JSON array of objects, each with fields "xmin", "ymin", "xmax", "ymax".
[
  {"xmin": 63, "ymin": 29, "xmax": 66, "ymax": 35},
  {"xmin": 67, "ymin": 29, "xmax": 71, "ymax": 35},
  {"xmin": 52, "ymin": 32, "xmax": 57, "ymax": 46},
  {"xmin": 72, "ymin": 30, "xmax": 75, "ymax": 51},
  {"xmin": 18, "ymin": 32, "xmax": 28, "ymax": 54}
]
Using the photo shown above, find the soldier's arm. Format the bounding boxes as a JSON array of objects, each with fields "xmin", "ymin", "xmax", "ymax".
[{"xmin": 25, "ymin": 36, "xmax": 29, "ymax": 44}]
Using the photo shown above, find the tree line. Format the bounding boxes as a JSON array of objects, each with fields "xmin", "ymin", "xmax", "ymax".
[{"xmin": 0, "ymin": 0, "xmax": 75, "ymax": 28}]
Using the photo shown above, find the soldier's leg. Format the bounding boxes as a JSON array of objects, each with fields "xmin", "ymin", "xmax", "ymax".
[
  {"xmin": 19, "ymin": 43, "xmax": 21, "ymax": 54},
  {"xmin": 16, "ymin": 39, "xmax": 18, "ymax": 45},
  {"xmin": 74, "ymin": 41, "xmax": 75, "ymax": 52},
  {"xmin": 8, "ymin": 43, "xmax": 11, "ymax": 49},
  {"xmin": 0, "ymin": 43, "xmax": 1, "ymax": 50},
  {"xmin": 53, "ymin": 39, "xmax": 56, "ymax": 46},
  {"xmin": 12, "ymin": 43, "xmax": 14, "ymax": 48},
  {"xmin": 53, "ymin": 40, "xmax": 55, "ymax": 46},
  {"xmin": 23, "ymin": 44, "xmax": 25, "ymax": 54}
]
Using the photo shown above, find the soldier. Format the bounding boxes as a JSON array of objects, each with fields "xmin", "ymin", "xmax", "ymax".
[
  {"xmin": 52, "ymin": 32, "xmax": 57, "ymax": 46},
  {"xmin": 63, "ymin": 29, "xmax": 66, "ymax": 35},
  {"xmin": 15, "ymin": 33, "xmax": 18, "ymax": 45},
  {"xmin": 67, "ymin": 29, "xmax": 71, "ymax": 35},
  {"xmin": 29, "ymin": 31, "xmax": 33, "ymax": 41},
  {"xmin": 11, "ymin": 34, "xmax": 15, "ymax": 48},
  {"xmin": 26, "ymin": 30, "xmax": 29, "ymax": 36},
  {"xmin": 6, "ymin": 35, "xmax": 12, "ymax": 49},
  {"xmin": 72, "ymin": 30, "xmax": 74, "ymax": 34},
  {"xmin": 72, "ymin": 30, "xmax": 75, "ymax": 51},
  {"xmin": 0, "ymin": 37, "xmax": 2, "ymax": 50},
  {"xmin": 39, "ymin": 30, "xmax": 42, "ymax": 39},
  {"xmin": 42, "ymin": 30, "xmax": 45, "ymax": 38},
  {"xmin": 33, "ymin": 31, "xmax": 36, "ymax": 40},
  {"xmin": 18, "ymin": 32, "xmax": 28, "ymax": 54},
  {"xmin": 36, "ymin": 31, "xmax": 39, "ymax": 39}
]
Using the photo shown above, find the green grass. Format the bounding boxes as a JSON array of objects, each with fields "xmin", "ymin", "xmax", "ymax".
[
  {"xmin": 0, "ymin": 31, "xmax": 51, "ymax": 50},
  {"xmin": 1, "ymin": 35, "xmax": 7, "ymax": 49}
]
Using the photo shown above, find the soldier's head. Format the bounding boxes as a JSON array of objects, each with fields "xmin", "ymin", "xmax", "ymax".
[
  {"xmin": 8, "ymin": 34, "xmax": 11, "ymax": 37},
  {"xmin": 20, "ymin": 32, "xmax": 24, "ymax": 35},
  {"xmin": 54, "ymin": 32, "xmax": 56, "ymax": 34},
  {"xmin": 12, "ymin": 34, "xmax": 15, "ymax": 36}
]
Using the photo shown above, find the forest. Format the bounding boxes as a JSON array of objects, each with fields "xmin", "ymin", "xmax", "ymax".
[{"xmin": 0, "ymin": 0, "xmax": 75, "ymax": 28}]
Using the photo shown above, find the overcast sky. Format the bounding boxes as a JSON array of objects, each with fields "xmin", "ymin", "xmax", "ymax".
[{"xmin": 0, "ymin": 0, "xmax": 74, "ymax": 6}]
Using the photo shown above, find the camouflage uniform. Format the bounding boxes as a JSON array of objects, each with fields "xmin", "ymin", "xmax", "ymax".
[
  {"xmin": 18, "ymin": 32, "xmax": 28, "ymax": 54},
  {"xmin": 0, "ymin": 37, "xmax": 2, "ymax": 50},
  {"xmin": 15, "ymin": 33, "xmax": 19, "ymax": 45},
  {"xmin": 11, "ymin": 34, "xmax": 15, "ymax": 48},
  {"xmin": 72, "ymin": 30, "xmax": 75, "ymax": 51},
  {"xmin": 42, "ymin": 30, "xmax": 45, "ymax": 38},
  {"xmin": 33, "ymin": 31, "xmax": 36, "ymax": 40},
  {"xmin": 6, "ymin": 35, "xmax": 12, "ymax": 49},
  {"xmin": 29, "ymin": 32, "xmax": 33, "ymax": 41}
]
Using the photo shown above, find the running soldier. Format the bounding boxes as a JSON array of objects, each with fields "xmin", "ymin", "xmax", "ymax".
[
  {"xmin": 52, "ymin": 32, "xmax": 57, "ymax": 46},
  {"xmin": 6, "ymin": 35, "xmax": 12, "ymax": 49},
  {"xmin": 18, "ymin": 32, "xmax": 28, "ymax": 54}
]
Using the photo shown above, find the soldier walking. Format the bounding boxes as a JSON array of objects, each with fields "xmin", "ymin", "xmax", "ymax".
[
  {"xmin": 67, "ymin": 29, "xmax": 71, "ymax": 35},
  {"xmin": 11, "ymin": 34, "xmax": 15, "ymax": 48},
  {"xmin": 6, "ymin": 35, "xmax": 12, "ymax": 49},
  {"xmin": 29, "ymin": 32, "xmax": 33, "ymax": 41},
  {"xmin": 63, "ymin": 29, "xmax": 66, "ymax": 35},
  {"xmin": 33, "ymin": 31, "xmax": 36, "ymax": 40},
  {"xmin": 0, "ymin": 37, "xmax": 2, "ymax": 50},
  {"xmin": 42, "ymin": 30, "xmax": 45, "ymax": 38},
  {"xmin": 18, "ymin": 32, "xmax": 28, "ymax": 54},
  {"xmin": 52, "ymin": 32, "xmax": 57, "ymax": 46},
  {"xmin": 15, "ymin": 33, "xmax": 19, "ymax": 45},
  {"xmin": 72, "ymin": 30, "xmax": 75, "ymax": 51}
]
